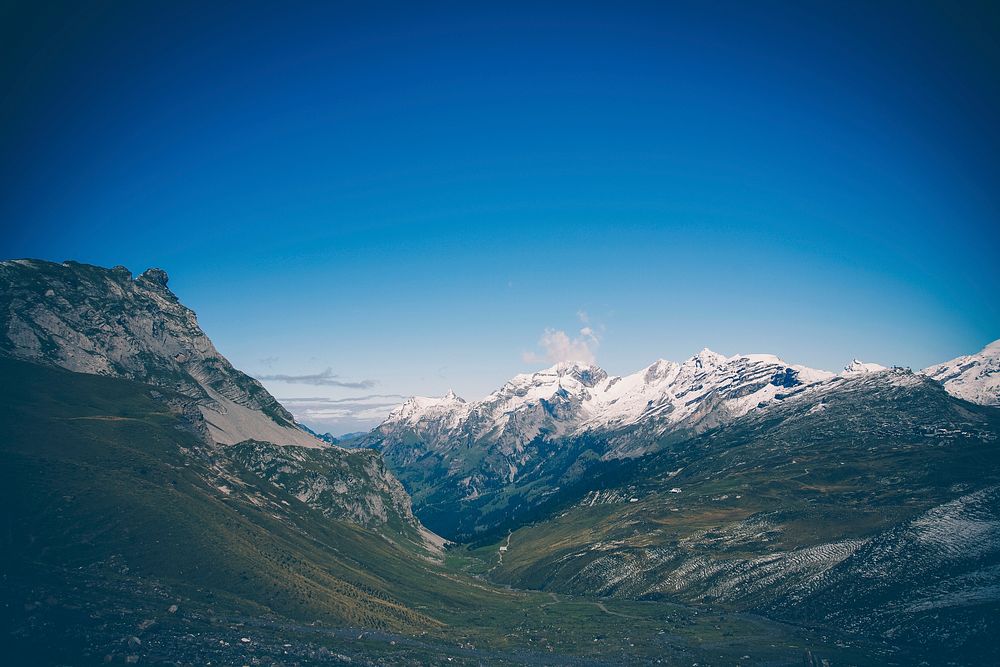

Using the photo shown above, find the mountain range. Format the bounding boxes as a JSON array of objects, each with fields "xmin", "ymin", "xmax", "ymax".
[
  {"xmin": 361, "ymin": 339, "xmax": 1000, "ymax": 539},
  {"xmin": 360, "ymin": 341, "xmax": 1000, "ymax": 662},
  {"xmin": 2, "ymin": 258, "xmax": 998, "ymax": 665}
]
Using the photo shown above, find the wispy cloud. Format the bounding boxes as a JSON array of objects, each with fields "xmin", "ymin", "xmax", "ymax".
[
  {"xmin": 277, "ymin": 395, "xmax": 405, "ymax": 432},
  {"xmin": 256, "ymin": 368, "xmax": 376, "ymax": 389},
  {"xmin": 522, "ymin": 326, "xmax": 600, "ymax": 365},
  {"xmin": 277, "ymin": 394, "xmax": 406, "ymax": 406}
]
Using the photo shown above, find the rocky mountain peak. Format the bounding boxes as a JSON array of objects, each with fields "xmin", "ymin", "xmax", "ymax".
[
  {"xmin": 644, "ymin": 358, "xmax": 679, "ymax": 383},
  {"xmin": 0, "ymin": 259, "xmax": 322, "ymax": 448},
  {"xmin": 139, "ymin": 267, "xmax": 170, "ymax": 288},
  {"xmin": 388, "ymin": 392, "xmax": 470, "ymax": 423},
  {"xmin": 689, "ymin": 347, "xmax": 727, "ymax": 369},
  {"xmin": 548, "ymin": 360, "xmax": 608, "ymax": 387}
]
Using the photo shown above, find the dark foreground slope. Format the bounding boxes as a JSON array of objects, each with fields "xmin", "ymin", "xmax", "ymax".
[
  {"xmin": 473, "ymin": 370, "xmax": 1000, "ymax": 664},
  {"xmin": 1, "ymin": 357, "xmax": 868, "ymax": 665},
  {"xmin": 0, "ymin": 359, "xmax": 439, "ymax": 632}
]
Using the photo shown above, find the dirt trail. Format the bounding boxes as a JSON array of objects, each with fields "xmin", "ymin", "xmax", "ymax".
[
  {"xmin": 540, "ymin": 592, "xmax": 560, "ymax": 607},
  {"xmin": 539, "ymin": 591, "xmax": 638, "ymax": 619},
  {"xmin": 593, "ymin": 601, "xmax": 637, "ymax": 619},
  {"xmin": 489, "ymin": 531, "xmax": 513, "ymax": 573}
]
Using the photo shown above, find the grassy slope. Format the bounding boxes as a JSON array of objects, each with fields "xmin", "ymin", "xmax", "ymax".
[
  {"xmin": 0, "ymin": 357, "xmax": 456, "ymax": 628},
  {"xmin": 0, "ymin": 357, "xmax": 874, "ymax": 664}
]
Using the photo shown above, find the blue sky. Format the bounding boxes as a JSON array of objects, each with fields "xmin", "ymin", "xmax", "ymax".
[{"xmin": 2, "ymin": 1, "xmax": 998, "ymax": 432}]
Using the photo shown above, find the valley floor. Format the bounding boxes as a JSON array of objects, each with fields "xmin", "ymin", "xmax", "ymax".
[{"xmin": 4, "ymin": 557, "xmax": 894, "ymax": 666}]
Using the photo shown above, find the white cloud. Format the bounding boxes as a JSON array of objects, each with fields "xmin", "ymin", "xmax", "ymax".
[
  {"xmin": 577, "ymin": 310, "xmax": 589, "ymax": 324},
  {"xmin": 522, "ymin": 327, "xmax": 599, "ymax": 365}
]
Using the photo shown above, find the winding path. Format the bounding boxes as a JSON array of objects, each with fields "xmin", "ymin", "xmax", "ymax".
[
  {"xmin": 488, "ymin": 531, "xmax": 514, "ymax": 574},
  {"xmin": 498, "ymin": 531, "xmax": 512, "ymax": 562},
  {"xmin": 539, "ymin": 591, "xmax": 638, "ymax": 619}
]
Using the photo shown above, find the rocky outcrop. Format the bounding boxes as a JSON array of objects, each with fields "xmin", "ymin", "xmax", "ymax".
[
  {"xmin": 0, "ymin": 259, "xmax": 321, "ymax": 447},
  {"xmin": 227, "ymin": 440, "xmax": 444, "ymax": 554}
]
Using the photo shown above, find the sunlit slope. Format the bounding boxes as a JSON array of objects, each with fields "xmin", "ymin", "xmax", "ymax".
[{"xmin": 0, "ymin": 258, "xmax": 322, "ymax": 447}]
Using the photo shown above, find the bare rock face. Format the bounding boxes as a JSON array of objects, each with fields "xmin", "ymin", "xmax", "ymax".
[
  {"xmin": 226, "ymin": 440, "xmax": 444, "ymax": 554},
  {"xmin": 0, "ymin": 259, "xmax": 321, "ymax": 447},
  {"xmin": 139, "ymin": 267, "xmax": 169, "ymax": 288}
]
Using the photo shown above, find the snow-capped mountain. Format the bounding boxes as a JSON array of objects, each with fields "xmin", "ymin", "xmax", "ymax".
[
  {"xmin": 362, "ymin": 348, "xmax": 844, "ymax": 537},
  {"xmin": 372, "ymin": 349, "xmax": 834, "ymax": 454},
  {"xmin": 387, "ymin": 389, "xmax": 468, "ymax": 425},
  {"xmin": 579, "ymin": 350, "xmax": 835, "ymax": 439},
  {"xmin": 364, "ymin": 340, "xmax": 1000, "ymax": 539},
  {"xmin": 842, "ymin": 358, "xmax": 888, "ymax": 374},
  {"xmin": 922, "ymin": 339, "xmax": 1000, "ymax": 407},
  {"xmin": 379, "ymin": 340, "xmax": 999, "ymax": 450}
]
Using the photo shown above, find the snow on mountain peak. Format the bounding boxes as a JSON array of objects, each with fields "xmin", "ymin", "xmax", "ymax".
[
  {"xmin": 501, "ymin": 361, "xmax": 608, "ymax": 396},
  {"xmin": 643, "ymin": 359, "xmax": 679, "ymax": 383},
  {"xmin": 550, "ymin": 361, "xmax": 608, "ymax": 385},
  {"xmin": 690, "ymin": 347, "xmax": 727, "ymax": 368},
  {"xmin": 388, "ymin": 392, "xmax": 470, "ymax": 423},
  {"xmin": 375, "ymin": 337, "xmax": 1000, "ymax": 458},
  {"xmin": 376, "ymin": 347, "xmax": 839, "ymax": 452},
  {"xmin": 921, "ymin": 338, "xmax": 1000, "ymax": 406},
  {"xmin": 843, "ymin": 359, "xmax": 888, "ymax": 375}
]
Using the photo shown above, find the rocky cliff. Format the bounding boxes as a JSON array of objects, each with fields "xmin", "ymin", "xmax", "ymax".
[{"xmin": 0, "ymin": 259, "xmax": 320, "ymax": 447}]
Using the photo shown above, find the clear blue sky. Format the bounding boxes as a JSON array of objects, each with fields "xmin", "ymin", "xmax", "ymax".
[{"xmin": 2, "ymin": 1, "xmax": 998, "ymax": 433}]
